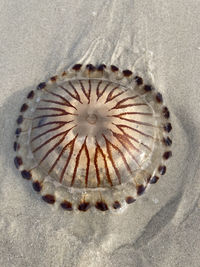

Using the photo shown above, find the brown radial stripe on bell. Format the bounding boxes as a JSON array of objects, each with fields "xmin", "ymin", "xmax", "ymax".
[{"xmin": 62, "ymin": 71, "xmax": 67, "ymax": 76}]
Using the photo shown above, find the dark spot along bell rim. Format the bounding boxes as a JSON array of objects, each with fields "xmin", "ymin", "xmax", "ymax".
[
  {"xmin": 72, "ymin": 64, "xmax": 82, "ymax": 71},
  {"xmin": 13, "ymin": 63, "xmax": 172, "ymax": 211},
  {"xmin": 150, "ymin": 176, "xmax": 159, "ymax": 184},
  {"xmin": 126, "ymin": 196, "xmax": 136, "ymax": 204},
  {"xmin": 13, "ymin": 141, "xmax": 20, "ymax": 151},
  {"xmin": 113, "ymin": 201, "xmax": 121, "ymax": 209},
  {"xmin": 163, "ymin": 151, "xmax": 172, "ymax": 160},
  {"xmin": 123, "ymin": 69, "xmax": 133, "ymax": 77},
  {"xmin": 20, "ymin": 103, "xmax": 28, "ymax": 112},
  {"xmin": 16, "ymin": 115, "xmax": 23, "ymax": 124},
  {"xmin": 27, "ymin": 90, "xmax": 34, "ymax": 99},
  {"xmin": 97, "ymin": 64, "xmax": 106, "ymax": 71},
  {"xmin": 86, "ymin": 64, "xmax": 96, "ymax": 71},
  {"xmin": 37, "ymin": 82, "xmax": 46, "ymax": 90},
  {"xmin": 61, "ymin": 200, "xmax": 73, "ymax": 211},
  {"xmin": 32, "ymin": 181, "xmax": 42, "ymax": 192},
  {"xmin": 78, "ymin": 202, "xmax": 90, "ymax": 212},
  {"xmin": 21, "ymin": 170, "xmax": 32, "ymax": 180},
  {"xmin": 111, "ymin": 65, "xmax": 119, "ymax": 72},
  {"xmin": 42, "ymin": 194, "xmax": 56, "ymax": 204},
  {"xmin": 14, "ymin": 156, "xmax": 23, "ymax": 169},
  {"xmin": 95, "ymin": 201, "xmax": 109, "ymax": 211},
  {"xmin": 134, "ymin": 76, "xmax": 143, "ymax": 86}
]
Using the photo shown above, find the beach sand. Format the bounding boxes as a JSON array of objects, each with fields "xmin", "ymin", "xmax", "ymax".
[{"xmin": 0, "ymin": 1, "xmax": 200, "ymax": 266}]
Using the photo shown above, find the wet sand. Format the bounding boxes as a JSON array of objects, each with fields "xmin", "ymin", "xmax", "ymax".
[{"xmin": 0, "ymin": 1, "xmax": 200, "ymax": 266}]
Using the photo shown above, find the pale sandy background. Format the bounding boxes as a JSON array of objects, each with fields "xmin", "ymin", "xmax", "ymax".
[{"xmin": 0, "ymin": 1, "xmax": 200, "ymax": 267}]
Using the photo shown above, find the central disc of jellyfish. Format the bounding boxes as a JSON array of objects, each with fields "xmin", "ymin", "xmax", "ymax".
[{"xmin": 30, "ymin": 79, "xmax": 155, "ymax": 189}]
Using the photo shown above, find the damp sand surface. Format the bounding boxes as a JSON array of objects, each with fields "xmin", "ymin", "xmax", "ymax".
[{"xmin": 0, "ymin": 1, "xmax": 200, "ymax": 267}]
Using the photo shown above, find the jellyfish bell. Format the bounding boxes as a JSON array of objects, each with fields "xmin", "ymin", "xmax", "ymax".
[{"xmin": 14, "ymin": 64, "xmax": 172, "ymax": 211}]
